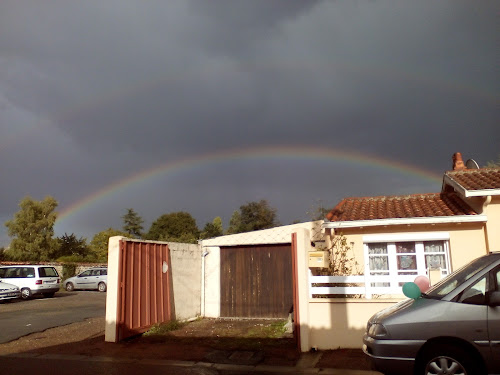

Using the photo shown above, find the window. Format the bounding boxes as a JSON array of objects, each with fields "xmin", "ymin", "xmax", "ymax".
[
  {"xmin": 364, "ymin": 235, "xmax": 450, "ymax": 291},
  {"xmin": 367, "ymin": 243, "xmax": 390, "ymax": 287},
  {"xmin": 495, "ymin": 269, "xmax": 500, "ymax": 292},
  {"xmin": 20, "ymin": 267, "xmax": 35, "ymax": 278},
  {"xmin": 396, "ymin": 242, "xmax": 417, "ymax": 276},
  {"xmin": 39, "ymin": 267, "xmax": 58, "ymax": 277},
  {"xmin": 457, "ymin": 276, "xmax": 487, "ymax": 305}
]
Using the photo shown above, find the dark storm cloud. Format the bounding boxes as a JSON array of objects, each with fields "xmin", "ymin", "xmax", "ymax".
[{"xmin": 0, "ymin": 0, "xmax": 498, "ymax": 244}]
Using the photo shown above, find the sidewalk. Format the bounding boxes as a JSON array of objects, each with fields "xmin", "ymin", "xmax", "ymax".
[{"xmin": 3, "ymin": 352, "xmax": 383, "ymax": 375}]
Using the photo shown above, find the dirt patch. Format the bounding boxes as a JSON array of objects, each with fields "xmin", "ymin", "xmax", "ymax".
[{"xmin": 0, "ymin": 317, "xmax": 371, "ymax": 370}]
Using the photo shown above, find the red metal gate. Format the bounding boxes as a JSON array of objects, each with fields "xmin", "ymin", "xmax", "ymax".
[{"xmin": 116, "ymin": 239, "xmax": 173, "ymax": 341}]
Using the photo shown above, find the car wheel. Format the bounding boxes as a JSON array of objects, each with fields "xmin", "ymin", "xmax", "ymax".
[
  {"xmin": 98, "ymin": 282, "xmax": 106, "ymax": 292},
  {"xmin": 418, "ymin": 345, "xmax": 478, "ymax": 375},
  {"xmin": 21, "ymin": 288, "xmax": 32, "ymax": 300},
  {"xmin": 43, "ymin": 292, "xmax": 55, "ymax": 298},
  {"xmin": 65, "ymin": 282, "xmax": 74, "ymax": 292}
]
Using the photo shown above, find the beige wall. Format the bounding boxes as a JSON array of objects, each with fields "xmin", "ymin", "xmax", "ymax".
[
  {"xmin": 325, "ymin": 222, "xmax": 488, "ymax": 274},
  {"xmin": 301, "ymin": 222, "xmax": 489, "ymax": 351},
  {"xmin": 485, "ymin": 196, "xmax": 500, "ymax": 252},
  {"xmin": 308, "ymin": 299, "xmax": 399, "ymax": 349}
]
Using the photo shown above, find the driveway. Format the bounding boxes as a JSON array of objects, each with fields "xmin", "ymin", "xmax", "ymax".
[{"xmin": 0, "ymin": 291, "xmax": 106, "ymax": 343}]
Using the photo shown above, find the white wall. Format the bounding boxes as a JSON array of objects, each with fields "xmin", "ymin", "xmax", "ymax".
[{"xmin": 168, "ymin": 242, "xmax": 202, "ymax": 320}]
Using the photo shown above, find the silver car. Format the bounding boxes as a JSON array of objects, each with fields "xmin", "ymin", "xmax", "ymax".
[
  {"xmin": 64, "ymin": 267, "xmax": 107, "ymax": 292},
  {"xmin": 363, "ymin": 252, "xmax": 500, "ymax": 375},
  {"xmin": 0, "ymin": 281, "xmax": 21, "ymax": 301}
]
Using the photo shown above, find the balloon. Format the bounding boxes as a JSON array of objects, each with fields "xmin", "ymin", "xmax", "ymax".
[
  {"xmin": 402, "ymin": 282, "xmax": 421, "ymax": 299},
  {"xmin": 414, "ymin": 275, "xmax": 430, "ymax": 293}
]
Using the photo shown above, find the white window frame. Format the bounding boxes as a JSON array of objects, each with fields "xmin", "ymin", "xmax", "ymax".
[{"xmin": 363, "ymin": 232, "xmax": 451, "ymax": 294}]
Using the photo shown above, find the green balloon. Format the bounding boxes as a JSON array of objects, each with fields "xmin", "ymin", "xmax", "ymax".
[{"xmin": 403, "ymin": 282, "xmax": 421, "ymax": 299}]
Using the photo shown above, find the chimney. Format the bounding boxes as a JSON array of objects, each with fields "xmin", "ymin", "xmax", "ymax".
[{"xmin": 452, "ymin": 152, "xmax": 465, "ymax": 171}]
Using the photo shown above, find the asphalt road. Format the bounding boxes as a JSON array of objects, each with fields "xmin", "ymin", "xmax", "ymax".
[
  {"xmin": 0, "ymin": 291, "xmax": 106, "ymax": 344},
  {"xmin": 0, "ymin": 355, "xmax": 338, "ymax": 375}
]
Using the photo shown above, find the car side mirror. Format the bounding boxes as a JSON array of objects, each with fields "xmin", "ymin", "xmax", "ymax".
[{"xmin": 489, "ymin": 291, "xmax": 500, "ymax": 307}]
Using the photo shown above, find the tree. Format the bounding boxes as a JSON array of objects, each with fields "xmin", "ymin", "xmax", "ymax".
[
  {"xmin": 145, "ymin": 212, "xmax": 199, "ymax": 243},
  {"xmin": 307, "ymin": 199, "xmax": 330, "ymax": 221},
  {"xmin": 226, "ymin": 210, "xmax": 241, "ymax": 234},
  {"xmin": 52, "ymin": 233, "xmax": 91, "ymax": 261},
  {"xmin": 200, "ymin": 217, "xmax": 224, "ymax": 239},
  {"xmin": 122, "ymin": 208, "xmax": 144, "ymax": 238},
  {"xmin": 227, "ymin": 200, "xmax": 279, "ymax": 234},
  {"xmin": 89, "ymin": 228, "xmax": 129, "ymax": 262},
  {"xmin": 4, "ymin": 196, "xmax": 58, "ymax": 261},
  {"xmin": 486, "ymin": 155, "xmax": 500, "ymax": 167}
]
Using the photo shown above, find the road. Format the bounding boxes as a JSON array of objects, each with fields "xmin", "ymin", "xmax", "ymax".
[
  {"xmin": 0, "ymin": 355, "xmax": 354, "ymax": 375},
  {"xmin": 0, "ymin": 291, "xmax": 106, "ymax": 344}
]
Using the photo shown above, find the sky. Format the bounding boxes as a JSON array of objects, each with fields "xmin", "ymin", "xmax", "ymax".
[{"xmin": 1, "ymin": 0, "xmax": 498, "ymax": 246}]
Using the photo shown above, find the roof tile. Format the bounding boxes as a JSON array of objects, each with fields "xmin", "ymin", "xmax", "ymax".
[
  {"xmin": 325, "ymin": 192, "xmax": 476, "ymax": 222},
  {"xmin": 445, "ymin": 168, "xmax": 500, "ymax": 191}
]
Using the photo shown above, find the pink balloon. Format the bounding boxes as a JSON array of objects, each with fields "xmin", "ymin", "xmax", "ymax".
[{"xmin": 414, "ymin": 275, "xmax": 430, "ymax": 293}]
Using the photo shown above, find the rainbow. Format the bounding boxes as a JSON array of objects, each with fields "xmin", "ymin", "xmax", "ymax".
[{"xmin": 56, "ymin": 146, "xmax": 443, "ymax": 223}]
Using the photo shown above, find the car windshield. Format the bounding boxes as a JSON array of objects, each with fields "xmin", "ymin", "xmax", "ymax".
[{"xmin": 424, "ymin": 255, "xmax": 498, "ymax": 299}]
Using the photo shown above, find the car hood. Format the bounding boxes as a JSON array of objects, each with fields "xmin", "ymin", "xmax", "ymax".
[
  {"xmin": 369, "ymin": 298, "xmax": 415, "ymax": 324},
  {"xmin": 0, "ymin": 281, "xmax": 20, "ymax": 292}
]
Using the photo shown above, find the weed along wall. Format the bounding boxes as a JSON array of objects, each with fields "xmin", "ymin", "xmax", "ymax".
[{"xmin": 105, "ymin": 236, "xmax": 202, "ymax": 342}]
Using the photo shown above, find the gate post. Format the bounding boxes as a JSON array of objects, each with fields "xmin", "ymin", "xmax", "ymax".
[
  {"xmin": 105, "ymin": 236, "xmax": 124, "ymax": 342},
  {"xmin": 293, "ymin": 228, "xmax": 312, "ymax": 352}
]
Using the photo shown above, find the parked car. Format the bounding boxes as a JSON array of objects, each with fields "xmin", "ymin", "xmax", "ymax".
[
  {"xmin": 0, "ymin": 280, "xmax": 21, "ymax": 301},
  {"xmin": 363, "ymin": 252, "xmax": 500, "ymax": 375},
  {"xmin": 64, "ymin": 267, "xmax": 107, "ymax": 292},
  {"xmin": 0, "ymin": 265, "xmax": 61, "ymax": 300}
]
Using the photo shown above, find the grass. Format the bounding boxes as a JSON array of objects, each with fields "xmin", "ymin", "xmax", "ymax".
[
  {"xmin": 140, "ymin": 318, "xmax": 291, "ymax": 350},
  {"xmin": 244, "ymin": 320, "xmax": 287, "ymax": 339},
  {"xmin": 143, "ymin": 320, "xmax": 186, "ymax": 336}
]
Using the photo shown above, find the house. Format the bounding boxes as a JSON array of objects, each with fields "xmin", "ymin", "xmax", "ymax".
[
  {"xmin": 301, "ymin": 152, "xmax": 500, "ymax": 350},
  {"xmin": 322, "ymin": 152, "xmax": 500, "ymax": 293}
]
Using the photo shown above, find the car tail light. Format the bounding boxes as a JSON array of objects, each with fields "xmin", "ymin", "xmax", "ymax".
[
  {"xmin": 36, "ymin": 280, "xmax": 42, "ymax": 285},
  {"xmin": 57, "ymin": 278, "xmax": 61, "ymax": 283}
]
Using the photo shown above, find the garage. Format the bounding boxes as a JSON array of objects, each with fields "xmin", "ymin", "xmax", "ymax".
[{"xmin": 220, "ymin": 244, "xmax": 293, "ymax": 318}]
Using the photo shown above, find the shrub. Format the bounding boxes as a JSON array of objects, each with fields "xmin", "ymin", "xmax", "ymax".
[{"xmin": 62, "ymin": 263, "xmax": 77, "ymax": 281}]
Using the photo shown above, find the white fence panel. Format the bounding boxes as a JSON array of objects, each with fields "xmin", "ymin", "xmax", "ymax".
[{"xmin": 310, "ymin": 274, "xmax": 406, "ymax": 299}]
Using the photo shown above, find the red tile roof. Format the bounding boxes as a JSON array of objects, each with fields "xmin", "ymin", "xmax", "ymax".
[
  {"xmin": 325, "ymin": 192, "xmax": 477, "ymax": 223},
  {"xmin": 445, "ymin": 168, "xmax": 500, "ymax": 191}
]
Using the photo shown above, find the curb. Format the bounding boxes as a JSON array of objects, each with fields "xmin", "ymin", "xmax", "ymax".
[{"xmin": 1, "ymin": 353, "xmax": 382, "ymax": 374}]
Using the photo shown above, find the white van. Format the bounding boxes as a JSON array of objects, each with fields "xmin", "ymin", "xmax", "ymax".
[{"xmin": 0, "ymin": 265, "xmax": 61, "ymax": 300}]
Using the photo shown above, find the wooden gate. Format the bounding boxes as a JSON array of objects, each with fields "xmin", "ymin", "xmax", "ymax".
[
  {"xmin": 220, "ymin": 244, "xmax": 293, "ymax": 318},
  {"xmin": 116, "ymin": 240, "xmax": 173, "ymax": 341}
]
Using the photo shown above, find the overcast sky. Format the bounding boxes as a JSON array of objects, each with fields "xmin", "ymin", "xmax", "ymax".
[{"xmin": 1, "ymin": 0, "xmax": 498, "ymax": 245}]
